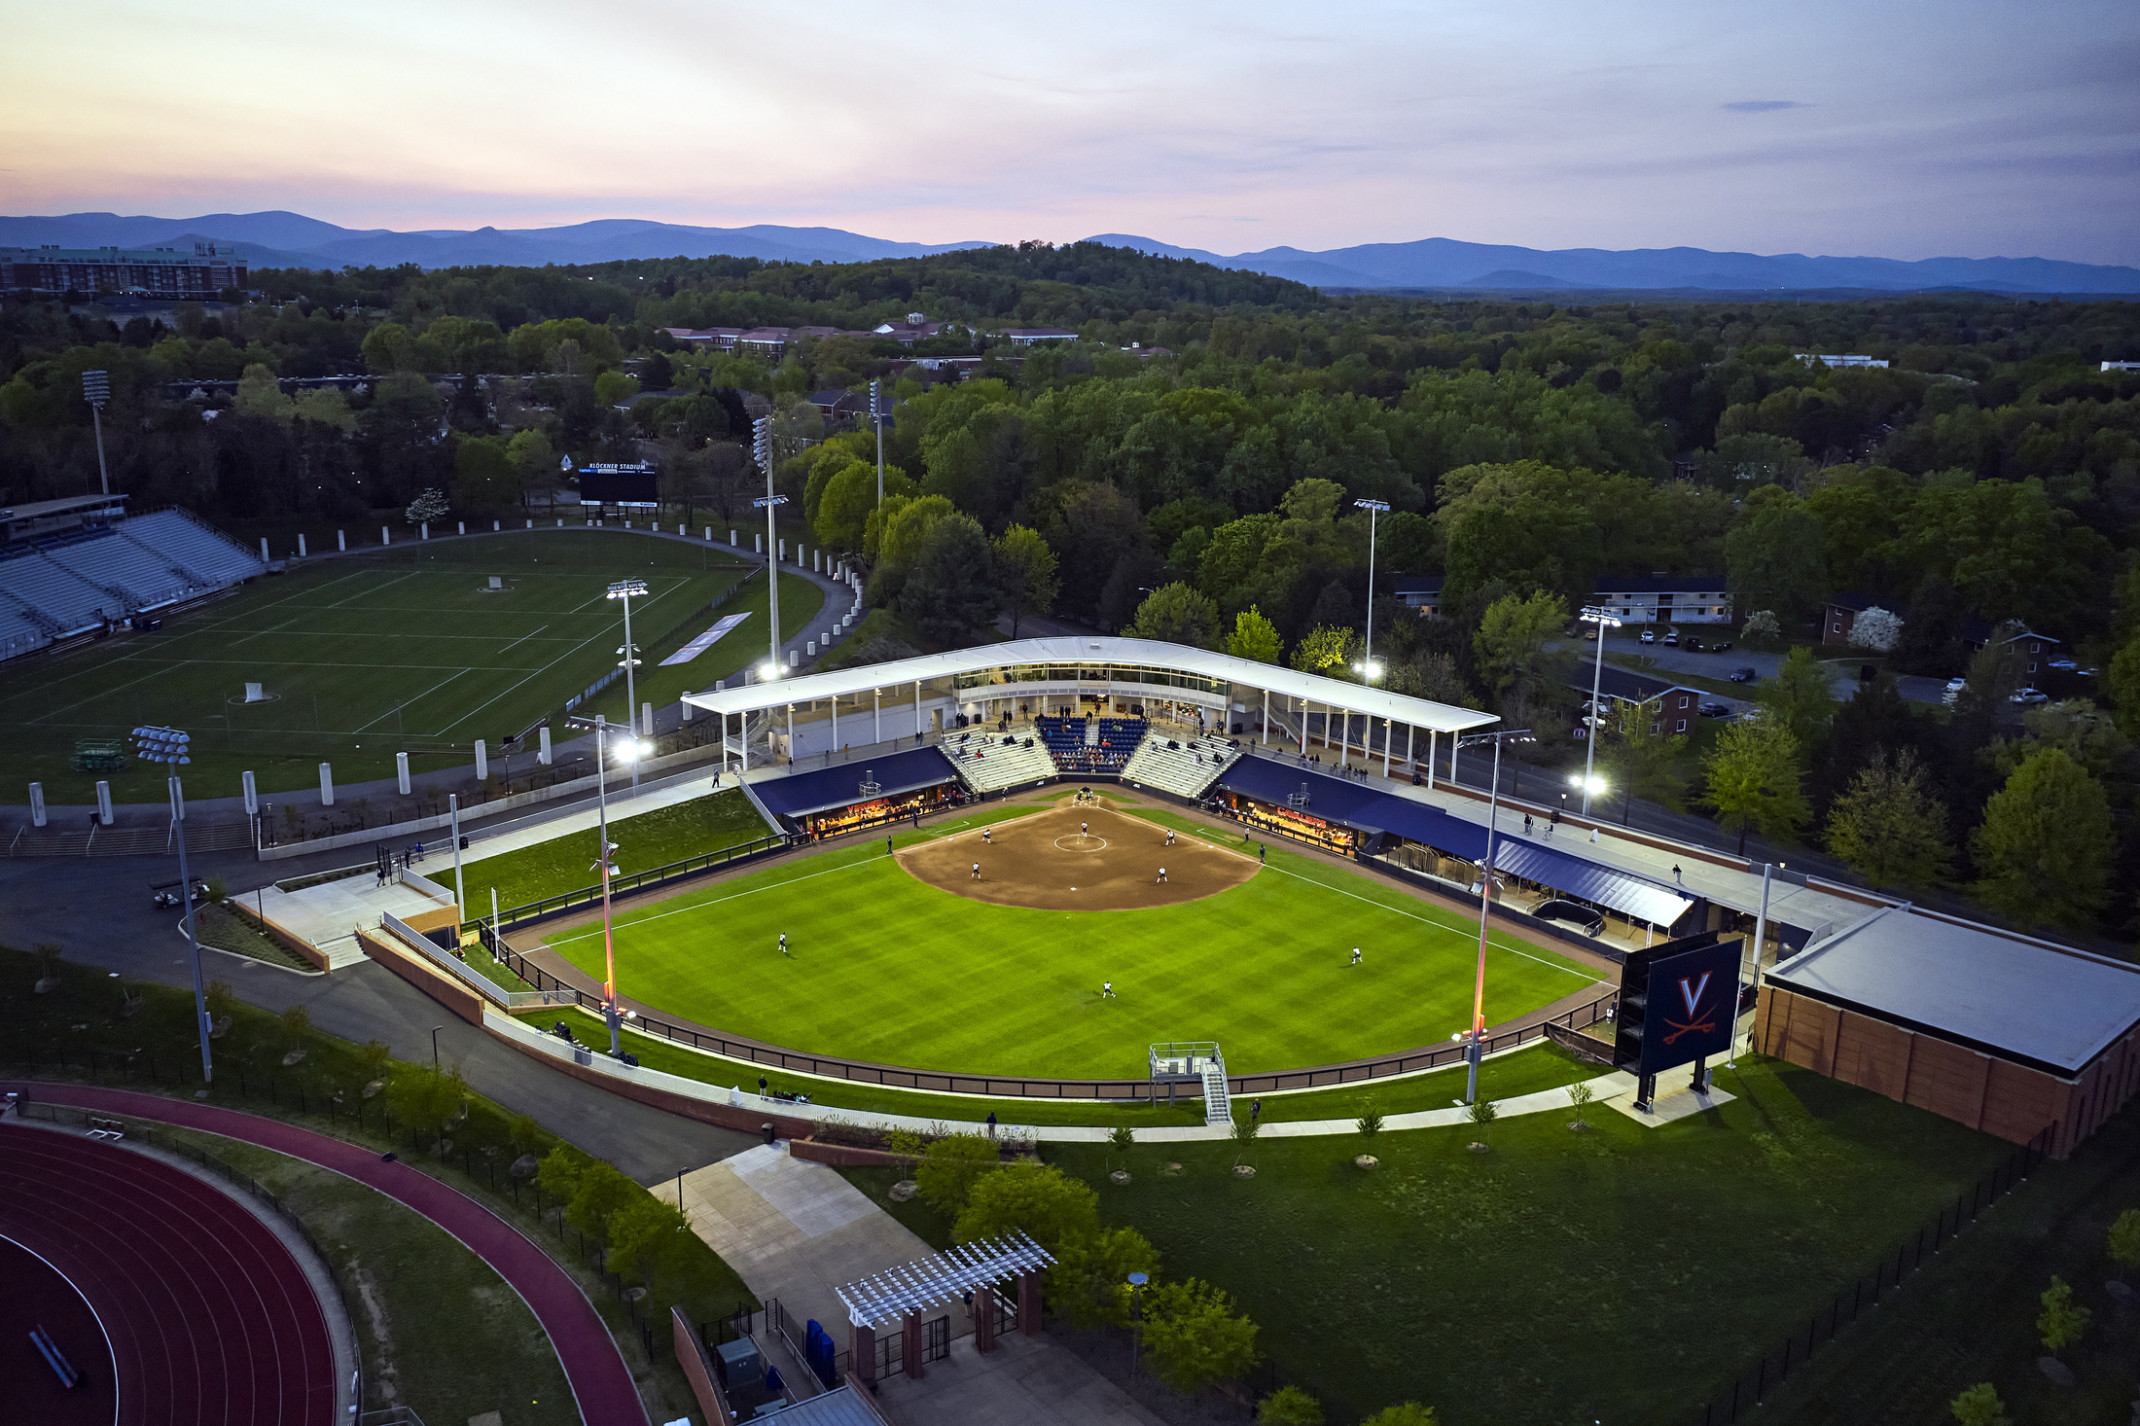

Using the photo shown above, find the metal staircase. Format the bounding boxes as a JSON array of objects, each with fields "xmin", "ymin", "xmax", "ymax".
[{"xmin": 1201, "ymin": 1055, "xmax": 1232, "ymax": 1126}]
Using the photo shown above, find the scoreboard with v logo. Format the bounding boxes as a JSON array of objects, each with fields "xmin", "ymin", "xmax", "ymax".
[{"xmin": 1613, "ymin": 930, "xmax": 1745, "ymax": 1077}]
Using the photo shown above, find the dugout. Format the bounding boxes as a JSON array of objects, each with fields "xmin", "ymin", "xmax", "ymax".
[
  {"xmin": 751, "ymin": 746, "xmax": 962, "ymax": 839},
  {"xmin": 1755, "ymin": 906, "xmax": 2140, "ymax": 1157}
]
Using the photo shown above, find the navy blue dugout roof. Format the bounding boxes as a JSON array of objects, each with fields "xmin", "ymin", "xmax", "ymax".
[
  {"xmin": 752, "ymin": 747, "xmax": 957, "ymax": 819},
  {"xmin": 1488, "ymin": 837, "xmax": 1694, "ymax": 928},
  {"xmin": 1215, "ymin": 754, "xmax": 1488, "ymax": 859}
]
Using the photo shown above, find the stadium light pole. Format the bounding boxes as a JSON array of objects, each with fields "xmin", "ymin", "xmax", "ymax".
[
  {"xmin": 754, "ymin": 493, "xmax": 789, "ymax": 683},
  {"xmin": 567, "ymin": 713, "xmax": 645, "ymax": 1058},
  {"xmin": 1576, "ymin": 606, "xmax": 1623, "ymax": 817},
  {"xmin": 871, "ymin": 378, "xmax": 885, "ymax": 506},
  {"xmin": 1354, "ymin": 499, "xmax": 1389, "ymax": 684},
  {"xmin": 1455, "ymin": 728, "xmax": 1531, "ymax": 1104},
  {"xmin": 82, "ymin": 370, "xmax": 111, "ymax": 497},
  {"xmin": 133, "ymin": 725, "xmax": 212, "ymax": 1084},
  {"xmin": 607, "ymin": 578, "xmax": 650, "ymax": 785}
]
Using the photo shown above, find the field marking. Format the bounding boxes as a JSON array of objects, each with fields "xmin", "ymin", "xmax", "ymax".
[
  {"xmin": 499, "ymin": 623, "xmax": 551, "ymax": 652},
  {"xmin": 23, "ymin": 660, "xmax": 172, "ymax": 726},
  {"xmin": 351, "ymin": 668, "xmax": 472, "ymax": 734},
  {"xmin": 322, "ymin": 569, "xmax": 422, "ymax": 609},
  {"xmin": 545, "ymin": 855, "xmax": 883, "ymax": 947}
]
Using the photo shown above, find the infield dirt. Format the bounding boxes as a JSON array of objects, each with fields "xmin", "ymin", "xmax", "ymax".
[{"xmin": 899, "ymin": 800, "xmax": 1257, "ymax": 911}]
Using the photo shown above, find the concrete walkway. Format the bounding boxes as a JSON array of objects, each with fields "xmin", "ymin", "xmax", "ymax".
[
  {"xmin": 665, "ymin": 1143, "xmax": 932, "ymax": 1337},
  {"xmin": 252, "ymin": 870, "xmax": 457, "ymax": 969},
  {"xmin": 873, "ymin": 1330, "xmax": 1168, "ymax": 1426}
]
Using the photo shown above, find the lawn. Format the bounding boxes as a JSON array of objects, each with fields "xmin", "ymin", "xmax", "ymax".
[
  {"xmin": 150, "ymin": 1125, "xmax": 579, "ymax": 1426},
  {"xmin": 849, "ymin": 1058, "xmax": 2017, "ymax": 1426},
  {"xmin": 458, "ymin": 786, "xmax": 772, "ymax": 910},
  {"xmin": 0, "ymin": 527, "xmax": 820, "ymax": 802},
  {"xmin": 542, "ymin": 803, "xmax": 1607, "ymax": 1080}
]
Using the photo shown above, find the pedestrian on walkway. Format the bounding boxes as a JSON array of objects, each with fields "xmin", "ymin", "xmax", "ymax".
[
  {"xmin": 986, "ymin": 1112, "xmax": 998, "ymax": 1138},
  {"xmin": 1672, "ymin": 863, "xmax": 1683, "ymax": 883},
  {"xmin": 1524, "ymin": 814, "xmax": 1534, "ymax": 836},
  {"xmin": 778, "ymin": 932, "xmax": 789, "ymax": 955}
]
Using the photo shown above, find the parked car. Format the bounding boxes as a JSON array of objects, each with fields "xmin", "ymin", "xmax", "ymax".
[
  {"xmin": 1683, "ymin": 636, "xmax": 1705, "ymax": 652},
  {"xmin": 1699, "ymin": 701, "xmax": 1732, "ymax": 718},
  {"xmin": 1535, "ymin": 899, "xmax": 1607, "ymax": 936},
  {"xmin": 2047, "ymin": 657, "xmax": 2077, "ymax": 672},
  {"xmin": 1943, "ymin": 676, "xmax": 1968, "ymax": 705},
  {"xmin": 2009, "ymin": 687, "xmax": 2050, "ymax": 705},
  {"xmin": 1710, "ymin": 640, "xmax": 1733, "ymax": 653},
  {"xmin": 1639, "ymin": 628, "xmax": 1656, "ymax": 644},
  {"xmin": 1662, "ymin": 630, "xmax": 1679, "ymax": 646},
  {"xmin": 1729, "ymin": 667, "xmax": 1757, "ymax": 683}
]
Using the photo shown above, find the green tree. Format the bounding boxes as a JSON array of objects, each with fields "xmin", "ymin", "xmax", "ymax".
[
  {"xmin": 1566, "ymin": 1080, "xmax": 1594, "ymax": 1129},
  {"xmin": 1824, "ymin": 749, "xmax": 1951, "ymax": 891},
  {"xmin": 1359, "ymin": 1406, "xmax": 1440, "ymax": 1426},
  {"xmin": 953, "ymin": 1162, "xmax": 1100, "ymax": 1250},
  {"xmin": 1472, "ymin": 589, "xmax": 1568, "ymax": 715},
  {"xmin": 1702, "ymin": 719, "xmax": 1810, "ymax": 854},
  {"xmin": 1257, "ymin": 1386, "xmax": 1326, "ymax": 1425},
  {"xmin": 606, "ymin": 1193, "xmax": 691, "ymax": 1289},
  {"xmin": 1972, "ymin": 747, "xmax": 2114, "ymax": 931},
  {"xmin": 565, "ymin": 1159, "xmax": 642, "ymax": 1247},
  {"xmin": 1600, "ymin": 701, "xmax": 1691, "ymax": 818},
  {"xmin": 1227, "ymin": 606, "xmax": 1284, "ymax": 664},
  {"xmin": 2110, "ymin": 634, "xmax": 2140, "ymax": 739},
  {"xmin": 534, "ymin": 1144, "xmax": 589, "ymax": 1205},
  {"xmin": 1948, "ymin": 1383, "xmax": 2009, "ymax": 1426},
  {"xmin": 993, "ymin": 524, "xmax": 1060, "ymax": 637},
  {"xmin": 452, "ymin": 435, "xmax": 519, "ymax": 511},
  {"xmin": 2107, "ymin": 1208, "xmax": 2140, "ymax": 1281},
  {"xmin": 1127, "ymin": 581, "xmax": 1221, "ymax": 648},
  {"xmin": 1756, "ymin": 646, "xmax": 1836, "ymax": 752},
  {"xmin": 1289, "ymin": 625, "xmax": 1359, "ymax": 676},
  {"xmin": 1356, "ymin": 1101, "xmax": 1384, "ymax": 1138},
  {"xmin": 232, "ymin": 363, "xmax": 293, "ymax": 422},
  {"xmin": 506, "ymin": 428, "xmax": 557, "ymax": 504},
  {"xmin": 2036, "ymin": 1275, "xmax": 2091, "ymax": 1355},
  {"xmin": 1137, "ymin": 1278, "xmax": 1259, "ymax": 1394},
  {"xmin": 897, "ymin": 514, "xmax": 999, "ymax": 649},
  {"xmin": 1725, "ymin": 486, "xmax": 1828, "ymax": 626},
  {"xmin": 384, "ymin": 1064, "xmax": 466, "ymax": 1139},
  {"xmin": 915, "ymin": 1134, "xmax": 1000, "ymax": 1214},
  {"xmin": 593, "ymin": 369, "xmax": 640, "ymax": 407},
  {"xmin": 1048, "ymin": 1225, "xmax": 1159, "ymax": 1330}
]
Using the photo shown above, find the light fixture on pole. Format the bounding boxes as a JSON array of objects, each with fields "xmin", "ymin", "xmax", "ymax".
[
  {"xmin": 567, "ymin": 713, "xmax": 647, "ymax": 1058},
  {"xmin": 753, "ymin": 493, "xmax": 788, "ymax": 681},
  {"xmin": 133, "ymin": 724, "xmax": 213, "ymax": 1084},
  {"xmin": 1454, "ymin": 728, "xmax": 1532, "ymax": 1104},
  {"xmin": 870, "ymin": 378, "xmax": 885, "ymax": 506},
  {"xmin": 1354, "ymin": 499, "xmax": 1389, "ymax": 684},
  {"xmin": 1575, "ymin": 606, "xmax": 1623, "ymax": 817},
  {"xmin": 82, "ymin": 370, "xmax": 112, "ymax": 498},
  {"xmin": 606, "ymin": 578, "xmax": 650, "ymax": 785}
]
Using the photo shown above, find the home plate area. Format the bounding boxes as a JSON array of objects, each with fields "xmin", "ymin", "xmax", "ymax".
[{"xmin": 899, "ymin": 802, "xmax": 1257, "ymax": 911}]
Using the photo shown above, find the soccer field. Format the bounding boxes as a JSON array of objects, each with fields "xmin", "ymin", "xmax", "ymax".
[
  {"xmin": 0, "ymin": 529, "xmax": 822, "ymax": 802},
  {"xmin": 539, "ymin": 803, "xmax": 1607, "ymax": 1080}
]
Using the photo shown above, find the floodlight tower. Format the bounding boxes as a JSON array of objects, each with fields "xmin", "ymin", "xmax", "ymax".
[
  {"xmin": 751, "ymin": 416, "xmax": 788, "ymax": 684},
  {"xmin": 1575, "ymin": 605, "xmax": 1623, "ymax": 820},
  {"xmin": 133, "ymin": 725, "xmax": 213, "ymax": 1083},
  {"xmin": 1454, "ymin": 727, "xmax": 1531, "ymax": 1104},
  {"xmin": 82, "ymin": 370, "xmax": 111, "ymax": 497},
  {"xmin": 567, "ymin": 713, "xmax": 646, "ymax": 1058},
  {"xmin": 607, "ymin": 578, "xmax": 649, "ymax": 784},
  {"xmin": 870, "ymin": 378, "xmax": 885, "ymax": 506},
  {"xmin": 1353, "ymin": 499, "xmax": 1390, "ymax": 686}
]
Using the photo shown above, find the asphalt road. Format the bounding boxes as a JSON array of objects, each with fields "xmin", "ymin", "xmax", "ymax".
[
  {"xmin": 0, "ymin": 851, "xmax": 755, "ymax": 1183},
  {"xmin": 1567, "ymin": 634, "xmax": 1953, "ymax": 706}
]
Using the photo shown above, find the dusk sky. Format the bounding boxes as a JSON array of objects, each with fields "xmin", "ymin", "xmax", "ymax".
[{"xmin": 7, "ymin": 0, "xmax": 2138, "ymax": 264}]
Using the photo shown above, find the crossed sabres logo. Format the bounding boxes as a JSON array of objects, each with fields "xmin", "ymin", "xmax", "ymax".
[{"xmin": 1661, "ymin": 971, "xmax": 1719, "ymax": 1045}]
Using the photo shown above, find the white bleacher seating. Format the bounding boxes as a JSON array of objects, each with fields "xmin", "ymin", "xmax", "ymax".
[
  {"xmin": 44, "ymin": 530, "xmax": 196, "ymax": 606},
  {"xmin": 121, "ymin": 509, "xmax": 265, "ymax": 587},
  {"xmin": 1122, "ymin": 730, "xmax": 1242, "ymax": 800},
  {"xmin": 0, "ymin": 605, "xmax": 49, "ymax": 658},
  {"xmin": 0, "ymin": 549, "xmax": 121, "ymax": 634},
  {"xmin": 944, "ymin": 729, "xmax": 1059, "ymax": 793}
]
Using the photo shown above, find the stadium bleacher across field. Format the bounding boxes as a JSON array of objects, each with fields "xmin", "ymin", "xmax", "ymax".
[
  {"xmin": 1122, "ymin": 729, "xmax": 1242, "ymax": 800},
  {"xmin": 0, "ymin": 508, "xmax": 263, "ymax": 658},
  {"xmin": 1036, "ymin": 716, "xmax": 1146, "ymax": 775},
  {"xmin": 944, "ymin": 727, "xmax": 1060, "ymax": 792}
]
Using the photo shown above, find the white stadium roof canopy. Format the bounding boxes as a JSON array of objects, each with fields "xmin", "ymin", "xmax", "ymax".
[{"xmin": 681, "ymin": 635, "xmax": 1501, "ymax": 734}]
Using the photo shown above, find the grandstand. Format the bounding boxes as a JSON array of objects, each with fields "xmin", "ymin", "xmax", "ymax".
[
  {"xmin": 943, "ymin": 727, "xmax": 1060, "ymax": 793},
  {"xmin": 0, "ymin": 507, "xmax": 263, "ymax": 659},
  {"xmin": 1122, "ymin": 729, "xmax": 1243, "ymax": 800},
  {"xmin": 1036, "ymin": 715, "xmax": 1146, "ymax": 775}
]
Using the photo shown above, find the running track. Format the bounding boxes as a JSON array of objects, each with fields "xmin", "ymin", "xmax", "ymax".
[
  {"xmin": 0, "ymin": 1122, "xmax": 336, "ymax": 1426},
  {"xmin": 17, "ymin": 1086, "xmax": 650, "ymax": 1426}
]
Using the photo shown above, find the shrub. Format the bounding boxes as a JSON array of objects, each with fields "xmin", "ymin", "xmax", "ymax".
[
  {"xmin": 1356, "ymin": 1101, "xmax": 1384, "ymax": 1137},
  {"xmin": 1138, "ymin": 1277, "xmax": 1258, "ymax": 1394},
  {"xmin": 1109, "ymin": 1125, "xmax": 1135, "ymax": 1153},
  {"xmin": 1049, "ymin": 1225, "xmax": 1159, "ymax": 1330},
  {"xmin": 1566, "ymin": 1081, "xmax": 1594, "ymax": 1127},
  {"xmin": 885, "ymin": 1127, "xmax": 926, "ymax": 1178},
  {"xmin": 2037, "ymin": 1275, "xmax": 2090, "ymax": 1354},
  {"xmin": 384, "ymin": 1063, "xmax": 467, "ymax": 1139},
  {"xmin": 535, "ymin": 1144, "xmax": 590, "ymax": 1203},
  {"xmin": 915, "ymin": 1133, "xmax": 1000, "ymax": 1214},
  {"xmin": 279, "ymin": 1003, "xmax": 312, "ymax": 1044},
  {"xmin": 1258, "ymin": 1385, "xmax": 1325, "ymax": 1424},
  {"xmin": 607, "ymin": 1194, "xmax": 691, "ymax": 1288},
  {"xmin": 566, "ymin": 1159, "xmax": 641, "ymax": 1247},
  {"xmin": 2108, "ymin": 1208, "xmax": 2140, "ymax": 1279},
  {"xmin": 1360, "ymin": 1407, "xmax": 1439, "ymax": 1426},
  {"xmin": 1949, "ymin": 1383, "xmax": 2010, "ymax": 1426},
  {"xmin": 954, "ymin": 1162, "xmax": 1098, "ymax": 1251}
]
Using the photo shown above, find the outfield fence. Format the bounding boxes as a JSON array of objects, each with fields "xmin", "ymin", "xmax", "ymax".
[{"xmin": 1684, "ymin": 1123, "xmax": 2055, "ymax": 1425}]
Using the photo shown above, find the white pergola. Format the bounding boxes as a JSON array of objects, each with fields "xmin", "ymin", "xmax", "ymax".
[
  {"xmin": 837, "ymin": 1231, "xmax": 1055, "ymax": 1328},
  {"xmin": 682, "ymin": 635, "xmax": 1498, "ymax": 777}
]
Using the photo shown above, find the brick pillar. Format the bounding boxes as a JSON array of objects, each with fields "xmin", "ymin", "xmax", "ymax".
[
  {"xmin": 851, "ymin": 1321, "xmax": 876, "ymax": 1386},
  {"xmin": 902, "ymin": 1312, "xmax": 925, "ymax": 1380},
  {"xmin": 1018, "ymin": 1270, "xmax": 1043, "ymax": 1336},
  {"xmin": 974, "ymin": 1289, "xmax": 997, "ymax": 1354}
]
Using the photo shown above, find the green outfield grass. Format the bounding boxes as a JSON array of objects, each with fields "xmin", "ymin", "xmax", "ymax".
[
  {"xmin": 458, "ymin": 787, "xmax": 772, "ymax": 910},
  {"xmin": 1, "ymin": 528, "xmax": 821, "ymax": 801},
  {"xmin": 543, "ymin": 805, "xmax": 1608, "ymax": 1080}
]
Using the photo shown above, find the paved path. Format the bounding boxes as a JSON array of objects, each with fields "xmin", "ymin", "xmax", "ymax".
[
  {"xmin": 21, "ymin": 1084, "xmax": 652, "ymax": 1426},
  {"xmin": 874, "ymin": 1331, "xmax": 1168, "ymax": 1426},
  {"xmin": 667, "ymin": 1143, "xmax": 930, "ymax": 1337}
]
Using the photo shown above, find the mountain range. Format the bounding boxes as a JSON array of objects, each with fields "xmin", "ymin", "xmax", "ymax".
[{"xmin": 5, "ymin": 211, "xmax": 2138, "ymax": 294}]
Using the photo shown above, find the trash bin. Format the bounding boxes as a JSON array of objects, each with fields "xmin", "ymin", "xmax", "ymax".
[{"xmin": 761, "ymin": 1122, "xmax": 776, "ymax": 1145}]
